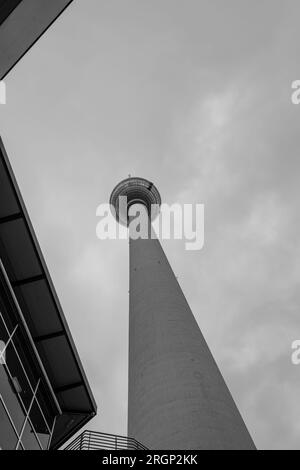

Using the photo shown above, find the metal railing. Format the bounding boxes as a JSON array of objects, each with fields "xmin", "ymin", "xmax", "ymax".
[{"xmin": 64, "ymin": 430, "xmax": 148, "ymax": 450}]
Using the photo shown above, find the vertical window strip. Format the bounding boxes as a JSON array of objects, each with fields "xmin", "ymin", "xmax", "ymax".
[
  {"xmin": 1, "ymin": 310, "xmax": 53, "ymax": 440},
  {"xmin": 16, "ymin": 379, "xmax": 41, "ymax": 450},
  {"xmin": 10, "ymin": 336, "xmax": 52, "ymax": 434},
  {"xmin": 0, "ymin": 319, "xmax": 18, "ymax": 363},
  {"xmin": 2, "ymin": 340, "xmax": 33, "ymax": 416},
  {"xmin": 1, "ymin": 339, "xmax": 50, "ymax": 450},
  {"xmin": 0, "ymin": 310, "xmax": 16, "ymax": 336},
  {"xmin": 47, "ymin": 414, "xmax": 57, "ymax": 450},
  {"xmin": 0, "ymin": 393, "xmax": 24, "ymax": 449}
]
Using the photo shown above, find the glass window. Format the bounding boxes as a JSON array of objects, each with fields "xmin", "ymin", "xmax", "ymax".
[
  {"xmin": 0, "ymin": 364, "xmax": 26, "ymax": 434},
  {"xmin": 29, "ymin": 400, "xmax": 51, "ymax": 449},
  {"xmin": 0, "ymin": 398, "xmax": 18, "ymax": 450},
  {"xmin": 18, "ymin": 418, "xmax": 41, "ymax": 450},
  {"xmin": 5, "ymin": 341, "xmax": 34, "ymax": 411},
  {"xmin": 0, "ymin": 298, "xmax": 17, "ymax": 340},
  {"xmin": 35, "ymin": 383, "xmax": 55, "ymax": 433},
  {"xmin": 0, "ymin": 280, "xmax": 57, "ymax": 450},
  {"xmin": 0, "ymin": 313, "xmax": 28, "ymax": 435},
  {"xmin": 0, "ymin": 311, "xmax": 9, "ymax": 361}
]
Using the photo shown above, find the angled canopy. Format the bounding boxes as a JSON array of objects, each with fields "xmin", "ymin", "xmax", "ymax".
[{"xmin": 0, "ymin": 0, "xmax": 74, "ymax": 80}]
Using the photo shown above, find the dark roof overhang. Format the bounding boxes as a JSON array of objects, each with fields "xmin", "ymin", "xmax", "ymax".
[{"xmin": 0, "ymin": 0, "xmax": 74, "ymax": 80}]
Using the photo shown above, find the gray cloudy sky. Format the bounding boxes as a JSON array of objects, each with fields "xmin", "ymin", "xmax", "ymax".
[{"xmin": 1, "ymin": 0, "xmax": 300, "ymax": 449}]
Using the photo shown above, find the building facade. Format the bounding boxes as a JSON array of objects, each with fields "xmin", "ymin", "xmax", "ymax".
[{"xmin": 0, "ymin": 138, "xmax": 96, "ymax": 449}]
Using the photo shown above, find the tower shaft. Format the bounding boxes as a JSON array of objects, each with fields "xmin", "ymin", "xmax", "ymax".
[{"xmin": 128, "ymin": 234, "xmax": 255, "ymax": 450}]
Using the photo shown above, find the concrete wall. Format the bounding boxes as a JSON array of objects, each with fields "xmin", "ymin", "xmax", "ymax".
[{"xmin": 128, "ymin": 233, "xmax": 255, "ymax": 450}]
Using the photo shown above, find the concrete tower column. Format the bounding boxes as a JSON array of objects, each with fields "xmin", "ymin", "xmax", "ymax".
[{"xmin": 110, "ymin": 177, "xmax": 255, "ymax": 450}]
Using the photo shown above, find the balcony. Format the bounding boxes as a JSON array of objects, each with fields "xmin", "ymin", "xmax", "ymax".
[{"xmin": 64, "ymin": 430, "xmax": 148, "ymax": 450}]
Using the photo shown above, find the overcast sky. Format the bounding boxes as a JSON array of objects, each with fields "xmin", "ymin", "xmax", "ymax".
[{"xmin": 1, "ymin": 0, "xmax": 300, "ymax": 449}]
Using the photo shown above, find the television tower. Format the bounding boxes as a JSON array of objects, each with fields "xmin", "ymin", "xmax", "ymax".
[{"xmin": 110, "ymin": 177, "xmax": 255, "ymax": 450}]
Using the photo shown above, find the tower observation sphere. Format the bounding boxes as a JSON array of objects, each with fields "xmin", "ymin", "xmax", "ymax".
[{"xmin": 109, "ymin": 177, "xmax": 161, "ymax": 226}]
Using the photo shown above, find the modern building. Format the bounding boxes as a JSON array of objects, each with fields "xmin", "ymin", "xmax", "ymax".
[
  {"xmin": 109, "ymin": 177, "xmax": 256, "ymax": 450},
  {"xmin": 0, "ymin": 137, "xmax": 96, "ymax": 449},
  {"xmin": 0, "ymin": 0, "xmax": 74, "ymax": 80}
]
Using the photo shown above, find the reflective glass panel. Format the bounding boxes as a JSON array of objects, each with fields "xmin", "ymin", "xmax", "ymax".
[
  {"xmin": 0, "ymin": 311, "xmax": 9, "ymax": 363},
  {"xmin": 0, "ymin": 398, "xmax": 18, "ymax": 450},
  {"xmin": 29, "ymin": 400, "xmax": 50, "ymax": 449},
  {"xmin": 36, "ymin": 383, "xmax": 54, "ymax": 432},
  {"xmin": 5, "ymin": 341, "xmax": 34, "ymax": 411},
  {"xmin": 0, "ymin": 363, "xmax": 26, "ymax": 434},
  {"xmin": 19, "ymin": 418, "xmax": 41, "ymax": 450}
]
